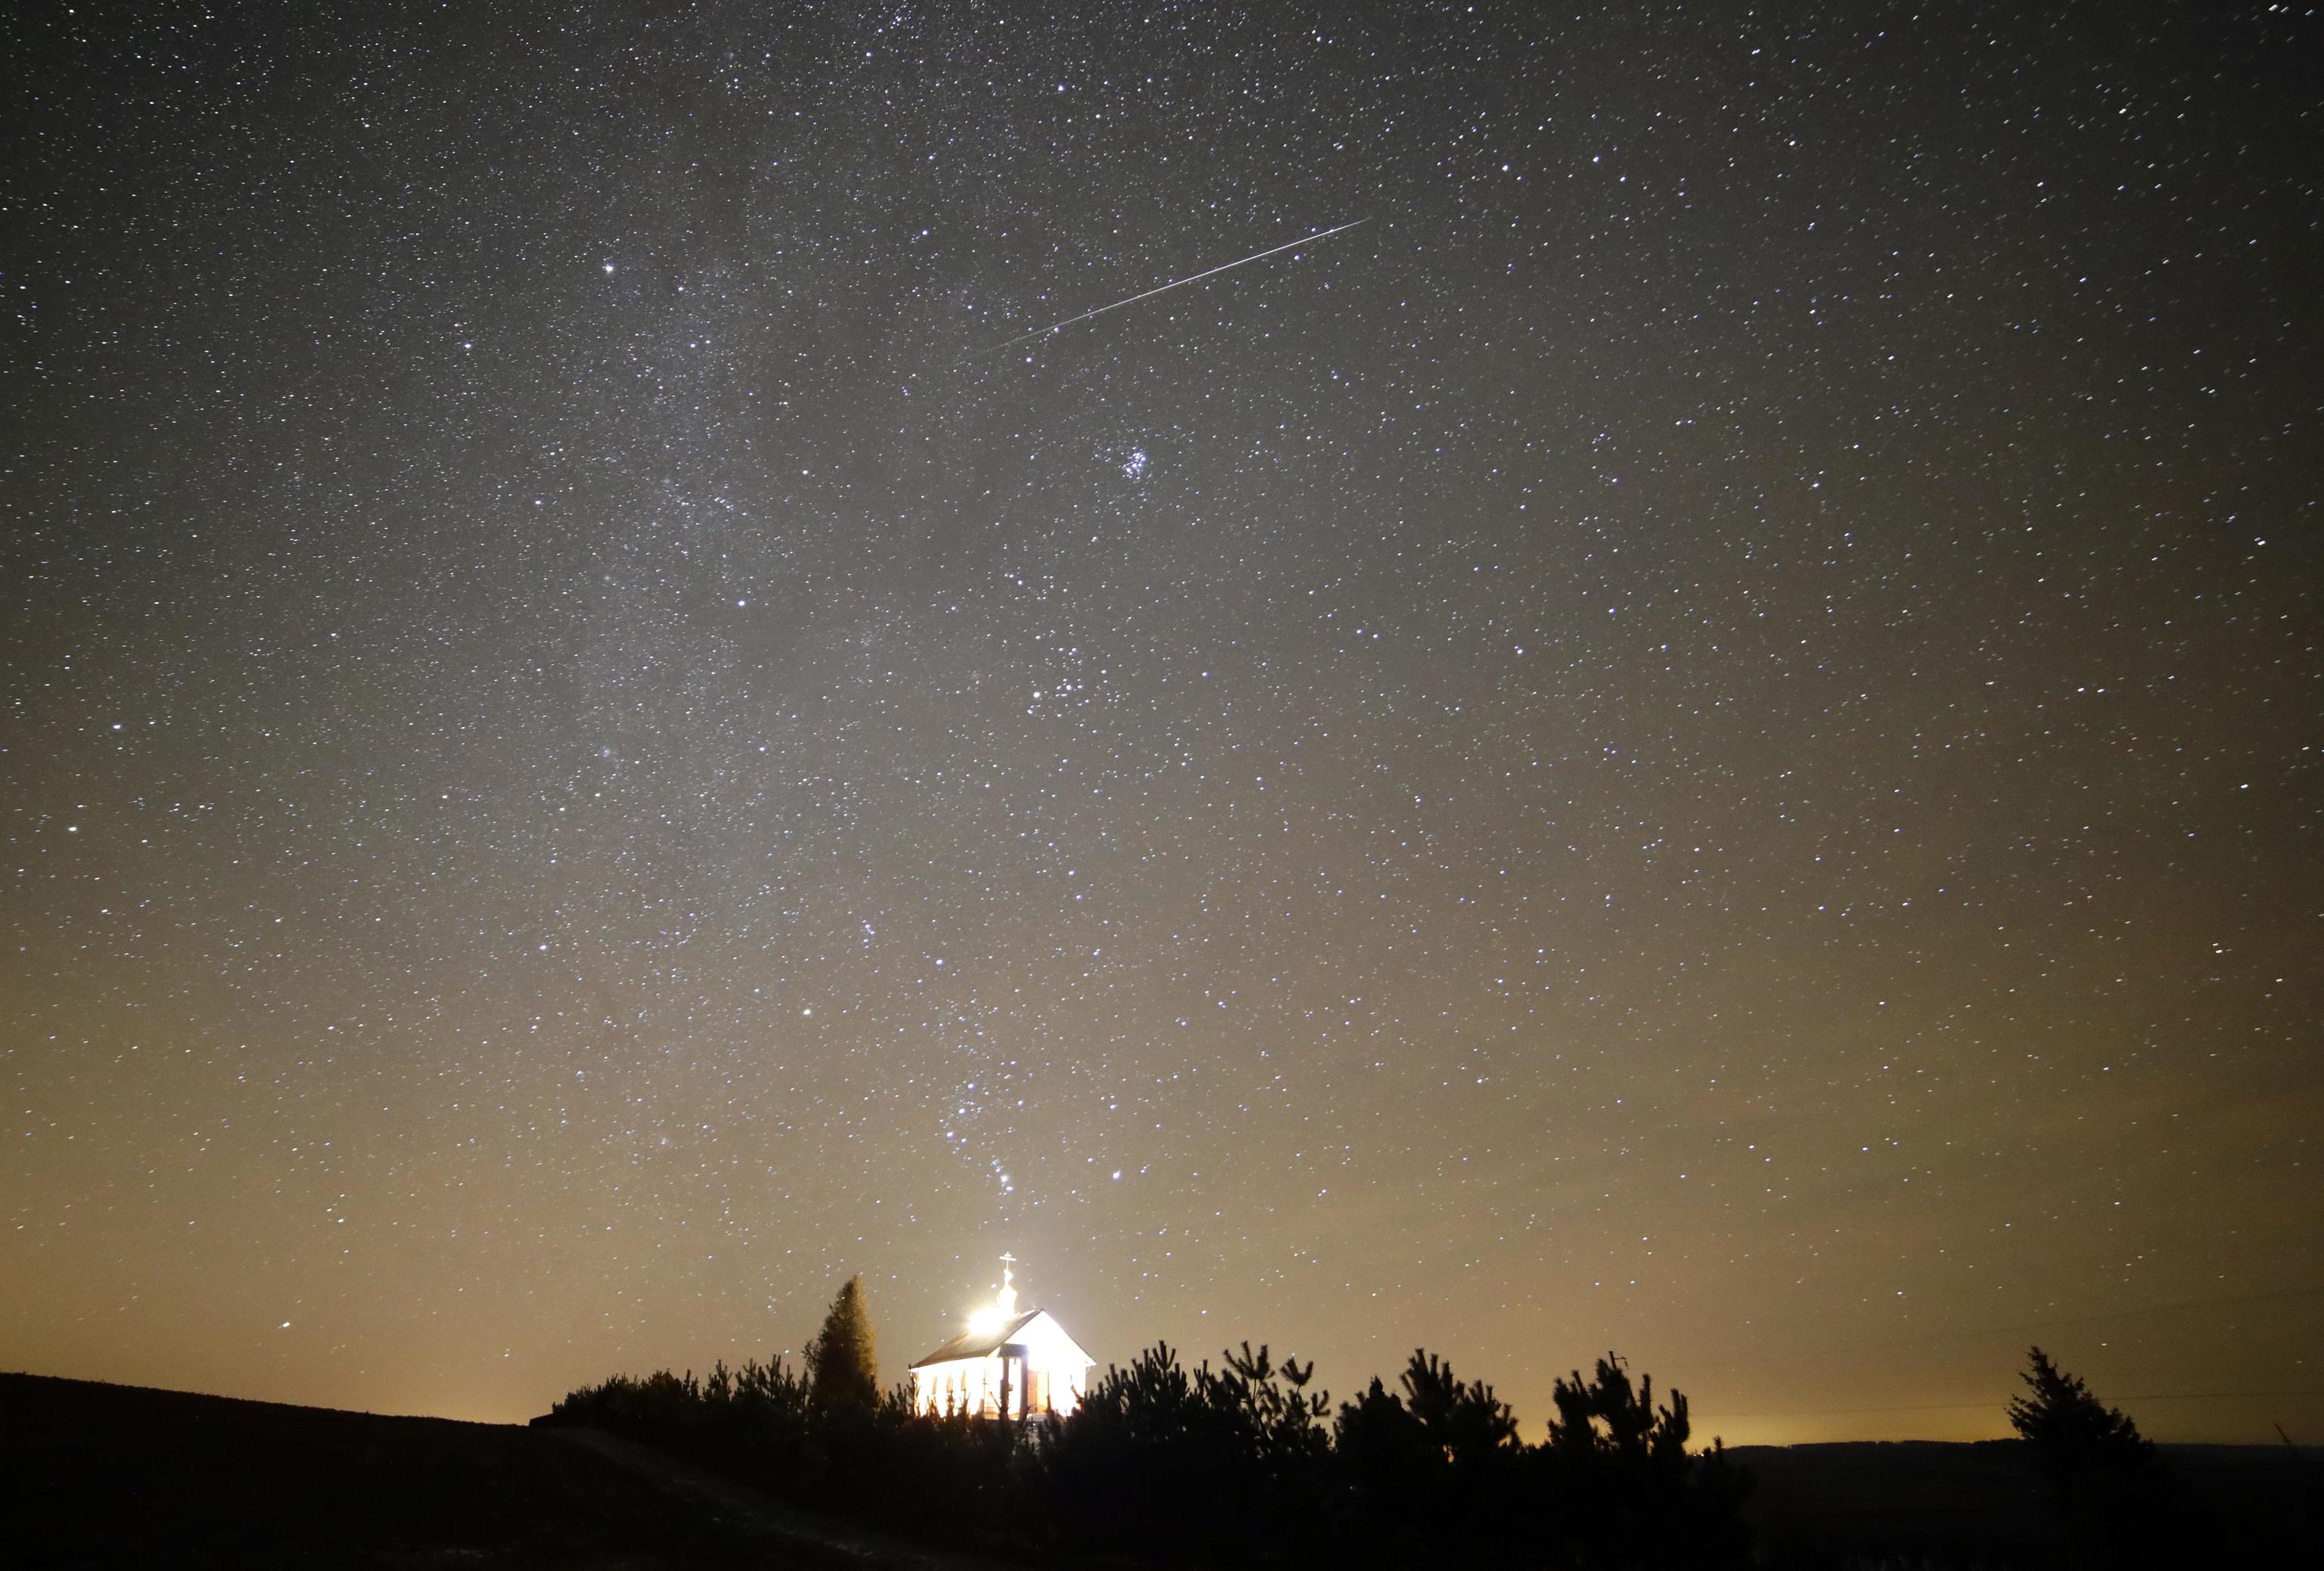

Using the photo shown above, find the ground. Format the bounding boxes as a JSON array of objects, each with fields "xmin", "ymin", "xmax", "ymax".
[{"xmin": 0, "ymin": 1372, "xmax": 993, "ymax": 1569}]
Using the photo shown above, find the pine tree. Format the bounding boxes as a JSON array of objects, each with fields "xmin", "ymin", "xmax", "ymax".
[
  {"xmin": 2007, "ymin": 1346, "xmax": 2152, "ymax": 1488},
  {"xmin": 2007, "ymin": 1346, "xmax": 2178, "ymax": 1564},
  {"xmin": 805, "ymin": 1274, "xmax": 879, "ymax": 1410}
]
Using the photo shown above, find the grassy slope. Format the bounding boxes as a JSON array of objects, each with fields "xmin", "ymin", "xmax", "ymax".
[{"xmin": 0, "ymin": 1371, "xmax": 976, "ymax": 1570}]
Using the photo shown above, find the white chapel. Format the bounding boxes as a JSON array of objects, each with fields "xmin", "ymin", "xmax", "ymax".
[{"xmin": 908, "ymin": 1256, "xmax": 1096, "ymax": 1420}]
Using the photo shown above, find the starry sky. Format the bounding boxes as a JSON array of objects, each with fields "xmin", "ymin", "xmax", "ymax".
[{"xmin": 5, "ymin": 3, "xmax": 2319, "ymax": 1445}]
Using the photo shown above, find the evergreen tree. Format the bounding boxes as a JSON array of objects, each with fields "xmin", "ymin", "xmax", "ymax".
[
  {"xmin": 1543, "ymin": 1353, "xmax": 1753, "ymax": 1569},
  {"xmin": 2007, "ymin": 1347, "xmax": 2178, "ymax": 1566},
  {"xmin": 805, "ymin": 1274, "xmax": 880, "ymax": 1410},
  {"xmin": 2007, "ymin": 1345, "xmax": 2152, "ymax": 1486}
]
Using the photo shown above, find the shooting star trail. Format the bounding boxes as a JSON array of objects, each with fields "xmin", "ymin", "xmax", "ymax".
[{"xmin": 957, "ymin": 218, "xmax": 1369, "ymax": 363}]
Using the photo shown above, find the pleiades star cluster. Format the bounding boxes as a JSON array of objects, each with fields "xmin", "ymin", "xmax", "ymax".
[{"xmin": 4, "ymin": 3, "xmax": 2316, "ymax": 1442}]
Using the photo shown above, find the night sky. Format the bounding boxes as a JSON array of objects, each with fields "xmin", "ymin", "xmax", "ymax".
[{"xmin": 6, "ymin": 3, "xmax": 2319, "ymax": 1445}]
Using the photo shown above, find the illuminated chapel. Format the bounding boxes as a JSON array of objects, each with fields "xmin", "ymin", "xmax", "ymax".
[{"xmin": 907, "ymin": 1256, "xmax": 1095, "ymax": 1420}]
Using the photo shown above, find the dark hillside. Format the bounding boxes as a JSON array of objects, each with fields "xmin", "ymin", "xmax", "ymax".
[
  {"xmin": 0, "ymin": 1371, "xmax": 966, "ymax": 1569},
  {"xmin": 1735, "ymin": 1441, "xmax": 2064, "ymax": 1567},
  {"xmin": 1732, "ymin": 1439, "xmax": 2319, "ymax": 1569}
]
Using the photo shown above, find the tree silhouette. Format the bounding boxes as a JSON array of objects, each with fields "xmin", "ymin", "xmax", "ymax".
[
  {"xmin": 1543, "ymin": 1352, "xmax": 1751, "ymax": 1570},
  {"xmin": 2006, "ymin": 1346, "xmax": 2182, "ymax": 1565},
  {"xmin": 1322, "ymin": 1351, "xmax": 1524, "ymax": 1566},
  {"xmin": 2007, "ymin": 1344, "xmax": 2153, "ymax": 1488},
  {"xmin": 804, "ymin": 1274, "xmax": 879, "ymax": 1411},
  {"xmin": 1549, "ymin": 1350, "xmax": 1690, "ymax": 1464},
  {"xmin": 1042, "ymin": 1340, "xmax": 1335, "ymax": 1564},
  {"xmin": 1218, "ymin": 1341, "xmax": 1332, "ymax": 1464},
  {"xmin": 1401, "ymin": 1349, "xmax": 1521, "ymax": 1464}
]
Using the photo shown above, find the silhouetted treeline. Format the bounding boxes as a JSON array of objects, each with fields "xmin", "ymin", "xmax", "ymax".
[{"xmin": 541, "ymin": 1340, "xmax": 1752, "ymax": 1568}]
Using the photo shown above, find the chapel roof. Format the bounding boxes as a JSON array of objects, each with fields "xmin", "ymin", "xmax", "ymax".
[{"xmin": 909, "ymin": 1307, "xmax": 1086, "ymax": 1369}]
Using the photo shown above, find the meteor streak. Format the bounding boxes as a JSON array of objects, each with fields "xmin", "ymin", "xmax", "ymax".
[{"xmin": 958, "ymin": 218, "xmax": 1368, "ymax": 362}]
